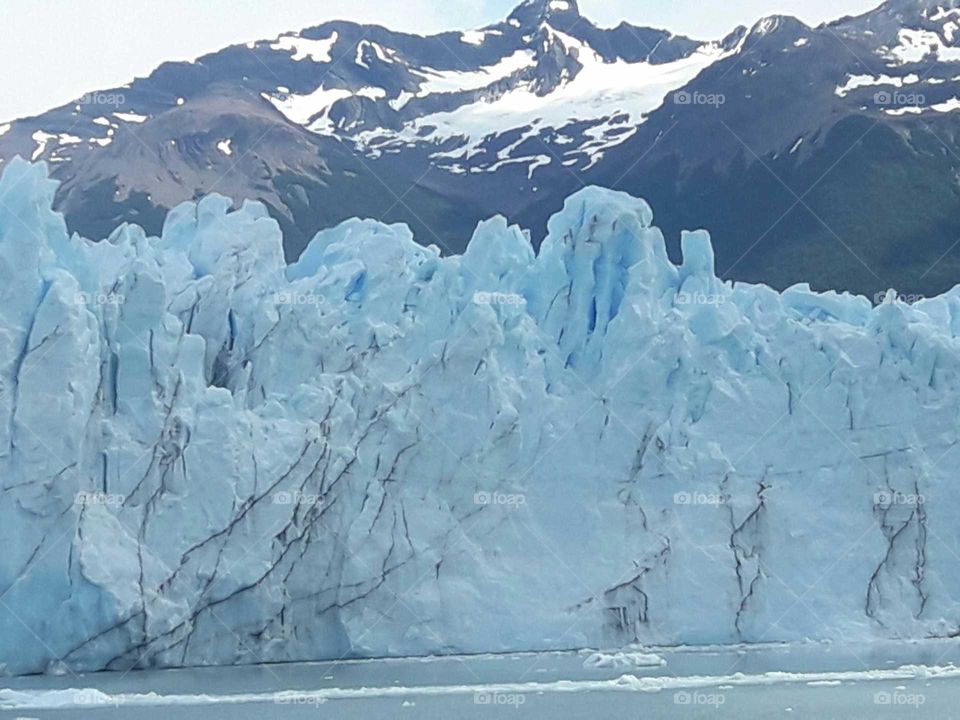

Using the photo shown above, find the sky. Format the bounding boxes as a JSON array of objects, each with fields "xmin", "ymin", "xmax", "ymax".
[{"xmin": 1, "ymin": 0, "xmax": 883, "ymax": 122}]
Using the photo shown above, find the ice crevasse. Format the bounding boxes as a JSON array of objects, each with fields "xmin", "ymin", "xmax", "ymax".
[{"xmin": 1, "ymin": 157, "xmax": 959, "ymax": 675}]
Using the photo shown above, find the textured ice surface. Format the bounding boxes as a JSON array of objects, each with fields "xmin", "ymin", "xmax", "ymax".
[{"xmin": 1, "ymin": 158, "xmax": 960, "ymax": 675}]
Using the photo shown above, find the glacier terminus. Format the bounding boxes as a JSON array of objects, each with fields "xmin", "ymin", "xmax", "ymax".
[{"xmin": 1, "ymin": 157, "xmax": 959, "ymax": 676}]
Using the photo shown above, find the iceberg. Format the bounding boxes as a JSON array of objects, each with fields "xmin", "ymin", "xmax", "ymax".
[{"xmin": 1, "ymin": 158, "xmax": 959, "ymax": 675}]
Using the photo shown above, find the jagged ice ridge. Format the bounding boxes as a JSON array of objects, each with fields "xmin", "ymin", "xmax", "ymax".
[{"xmin": 0, "ymin": 158, "xmax": 959, "ymax": 675}]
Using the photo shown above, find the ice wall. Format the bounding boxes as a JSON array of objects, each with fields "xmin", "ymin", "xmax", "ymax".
[{"xmin": 1, "ymin": 158, "xmax": 959, "ymax": 675}]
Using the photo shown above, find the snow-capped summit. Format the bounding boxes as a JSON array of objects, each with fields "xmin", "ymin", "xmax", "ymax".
[{"xmin": 748, "ymin": 14, "xmax": 809, "ymax": 38}]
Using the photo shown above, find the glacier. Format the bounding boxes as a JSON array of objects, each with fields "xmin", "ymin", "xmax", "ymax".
[{"xmin": 1, "ymin": 157, "xmax": 960, "ymax": 676}]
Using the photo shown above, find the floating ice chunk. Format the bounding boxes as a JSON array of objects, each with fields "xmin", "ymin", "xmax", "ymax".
[{"xmin": 582, "ymin": 649, "xmax": 666, "ymax": 669}]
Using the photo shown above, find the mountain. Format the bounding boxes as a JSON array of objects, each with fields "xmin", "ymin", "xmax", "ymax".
[
  {"xmin": 5, "ymin": 0, "xmax": 960, "ymax": 296},
  {"xmin": 3, "ymin": 158, "xmax": 960, "ymax": 674}
]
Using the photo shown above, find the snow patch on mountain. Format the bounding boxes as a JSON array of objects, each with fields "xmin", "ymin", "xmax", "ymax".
[
  {"xmin": 930, "ymin": 7, "xmax": 960, "ymax": 23},
  {"xmin": 361, "ymin": 37, "xmax": 729, "ymax": 170},
  {"xmin": 413, "ymin": 49, "xmax": 536, "ymax": 97},
  {"xmin": 263, "ymin": 86, "xmax": 354, "ymax": 130},
  {"xmin": 355, "ymin": 40, "xmax": 398, "ymax": 69},
  {"xmin": 460, "ymin": 29, "xmax": 496, "ymax": 46},
  {"xmin": 932, "ymin": 96, "xmax": 960, "ymax": 111},
  {"xmin": 884, "ymin": 28, "xmax": 960, "ymax": 64},
  {"xmin": 30, "ymin": 130, "xmax": 57, "ymax": 161},
  {"xmin": 113, "ymin": 111, "xmax": 148, "ymax": 124},
  {"xmin": 270, "ymin": 31, "xmax": 338, "ymax": 63},
  {"xmin": 835, "ymin": 73, "xmax": 920, "ymax": 96}
]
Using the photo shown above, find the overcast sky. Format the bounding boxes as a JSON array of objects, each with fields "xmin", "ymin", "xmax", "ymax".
[{"xmin": 2, "ymin": 0, "xmax": 883, "ymax": 122}]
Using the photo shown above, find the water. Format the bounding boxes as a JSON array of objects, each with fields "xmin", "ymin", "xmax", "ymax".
[{"xmin": 4, "ymin": 640, "xmax": 960, "ymax": 719}]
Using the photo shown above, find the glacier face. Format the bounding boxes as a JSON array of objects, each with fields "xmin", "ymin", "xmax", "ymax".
[{"xmin": 1, "ymin": 157, "xmax": 960, "ymax": 675}]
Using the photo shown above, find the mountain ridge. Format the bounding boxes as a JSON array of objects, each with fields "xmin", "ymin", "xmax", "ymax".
[{"xmin": 5, "ymin": 0, "xmax": 960, "ymax": 296}]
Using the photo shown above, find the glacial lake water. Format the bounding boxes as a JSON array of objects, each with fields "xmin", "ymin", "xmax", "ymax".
[{"xmin": 5, "ymin": 640, "xmax": 960, "ymax": 718}]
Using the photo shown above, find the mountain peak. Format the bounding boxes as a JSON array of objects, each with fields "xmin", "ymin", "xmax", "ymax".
[
  {"xmin": 748, "ymin": 14, "xmax": 809, "ymax": 37},
  {"xmin": 507, "ymin": 0, "xmax": 581, "ymax": 28}
]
